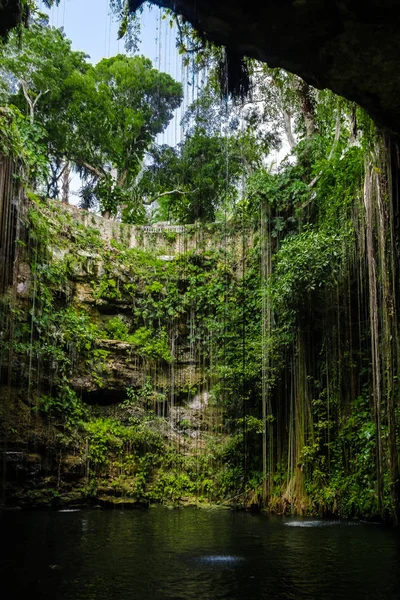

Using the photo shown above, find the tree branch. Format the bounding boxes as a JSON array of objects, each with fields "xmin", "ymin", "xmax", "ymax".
[
  {"xmin": 79, "ymin": 161, "xmax": 106, "ymax": 179},
  {"xmin": 282, "ymin": 109, "xmax": 296, "ymax": 149},
  {"xmin": 20, "ymin": 80, "xmax": 34, "ymax": 125},
  {"xmin": 20, "ymin": 80, "xmax": 49, "ymax": 125},
  {"xmin": 32, "ymin": 88, "xmax": 49, "ymax": 110},
  {"xmin": 144, "ymin": 188, "xmax": 198, "ymax": 205}
]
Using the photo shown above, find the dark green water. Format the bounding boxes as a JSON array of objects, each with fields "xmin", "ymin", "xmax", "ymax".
[{"xmin": 1, "ymin": 508, "xmax": 399, "ymax": 599}]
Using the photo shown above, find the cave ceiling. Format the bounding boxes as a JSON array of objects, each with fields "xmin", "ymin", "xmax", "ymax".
[
  {"xmin": 130, "ymin": 0, "xmax": 400, "ymax": 134},
  {"xmin": 2, "ymin": 1, "xmax": 400, "ymax": 132}
]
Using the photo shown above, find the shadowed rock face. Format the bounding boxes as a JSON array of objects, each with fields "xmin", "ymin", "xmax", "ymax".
[
  {"xmin": 2, "ymin": 1, "xmax": 400, "ymax": 131},
  {"xmin": 0, "ymin": 0, "xmax": 22, "ymax": 39}
]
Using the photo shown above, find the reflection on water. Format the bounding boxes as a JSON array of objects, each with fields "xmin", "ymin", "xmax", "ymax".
[
  {"xmin": 1, "ymin": 507, "xmax": 400, "ymax": 600},
  {"xmin": 284, "ymin": 520, "xmax": 347, "ymax": 527},
  {"xmin": 198, "ymin": 555, "xmax": 243, "ymax": 563}
]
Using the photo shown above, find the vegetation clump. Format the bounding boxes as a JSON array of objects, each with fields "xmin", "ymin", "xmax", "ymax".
[{"xmin": 1, "ymin": 5, "xmax": 400, "ymax": 522}]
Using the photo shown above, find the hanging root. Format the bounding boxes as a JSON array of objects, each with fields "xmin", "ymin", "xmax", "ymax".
[
  {"xmin": 128, "ymin": 1, "xmax": 146, "ymax": 11},
  {"xmin": 280, "ymin": 468, "xmax": 310, "ymax": 515},
  {"xmin": 218, "ymin": 48, "xmax": 251, "ymax": 100}
]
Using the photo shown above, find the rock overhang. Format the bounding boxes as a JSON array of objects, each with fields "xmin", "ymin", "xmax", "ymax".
[{"xmin": 2, "ymin": 1, "xmax": 400, "ymax": 132}]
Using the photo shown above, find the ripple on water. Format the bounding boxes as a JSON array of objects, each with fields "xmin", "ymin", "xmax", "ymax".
[
  {"xmin": 284, "ymin": 520, "xmax": 349, "ymax": 527},
  {"xmin": 199, "ymin": 555, "xmax": 243, "ymax": 563},
  {"xmin": 57, "ymin": 509, "xmax": 81, "ymax": 513},
  {"xmin": 1, "ymin": 509, "xmax": 398, "ymax": 600}
]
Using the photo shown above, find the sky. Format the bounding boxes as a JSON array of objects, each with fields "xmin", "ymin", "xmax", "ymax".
[{"xmin": 44, "ymin": 0, "xmax": 156, "ymax": 63}]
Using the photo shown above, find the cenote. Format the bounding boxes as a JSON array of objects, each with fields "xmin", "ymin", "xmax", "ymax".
[
  {"xmin": 4, "ymin": 1, "xmax": 400, "ymax": 597},
  {"xmin": 1, "ymin": 508, "xmax": 399, "ymax": 600}
]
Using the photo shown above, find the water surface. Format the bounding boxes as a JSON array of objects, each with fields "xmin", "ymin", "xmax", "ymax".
[{"xmin": 1, "ymin": 508, "xmax": 399, "ymax": 599}]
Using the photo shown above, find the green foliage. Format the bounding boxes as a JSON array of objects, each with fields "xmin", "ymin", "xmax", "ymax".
[
  {"xmin": 0, "ymin": 105, "xmax": 48, "ymax": 180},
  {"xmin": 139, "ymin": 78, "xmax": 272, "ymax": 224},
  {"xmin": 1, "ymin": 19, "xmax": 90, "ymax": 193},
  {"xmin": 122, "ymin": 378, "xmax": 166, "ymax": 411},
  {"xmin": 271, "ymin": 227, "xmax": 346, "ymax": 321},
  {"xmin": 34, "ymin": 385, "xmax": 86, "ymax": 428},
  {"xmin": 72, "ymin": 53, "xmax": 183, "ymax": 214},
  {"xmin": 0, "ymin": 19, "xmax": 183, "ymax": 211},
  {"xmin": 1, "ymin": 37, "xmax": 394, "ymax": 520},
  {"xmin": 304, "ymin": 395, "xmax": 381, "ymax": 518},
  {"xmin": 162, "ymin": 230, "xmax": 177, "ymax": 244},
  {"xmin": 130, "ymin": 327, "xmax": 172, "ymax": 362},
  {"xmin": 141, "ymin": 128, "xmax": 243, "ymax": 223},
  {"xmin": 104, "ymin": 316, "xmax": 131, "ymax": 341},
  {"xmin": 245, "ymin": 165, "xmax": 309, "ymax": 229},
  {"xmin": 83, "ymin": 416, "xmax": 164, "ymax": 495}
]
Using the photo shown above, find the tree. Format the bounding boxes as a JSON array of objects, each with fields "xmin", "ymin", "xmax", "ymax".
[
  {"xmin": 1, "ymin": 20, "xmax": 183, "ymax": 214},
  {"xmin": 139, "ymin": 124, "xmax": 268, "ymax": 224},
  {"xmin": 0, "ymin": 19, "xmax": 91, "ymax": 197},
  {"xmin": 71, "ymin": 54, "xmax": 183, "ymax": 216},
  {"xmin": 140, "ymin": 129, "xmax": 238, "ymax": 223}
]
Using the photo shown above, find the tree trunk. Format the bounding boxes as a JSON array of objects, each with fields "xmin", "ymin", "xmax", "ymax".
[
  {"xmin": 61, "ymin": 161, "xmax": 70, "ymax": 204},
  {"xmin": 296, "ymin": 80, "xmax": 316, "ymax": 138}
]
